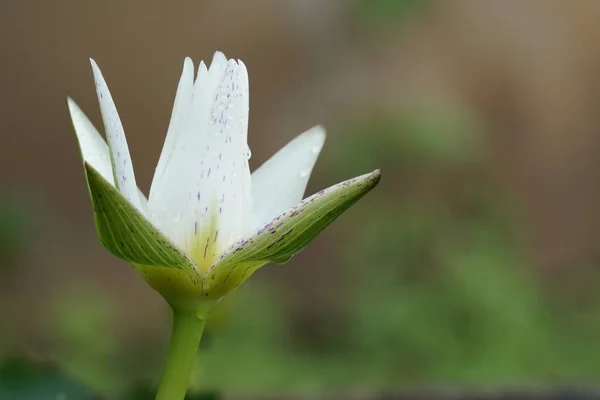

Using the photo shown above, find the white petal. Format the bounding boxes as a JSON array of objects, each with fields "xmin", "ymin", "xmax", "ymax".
[
  {"xmin": 90, "ymin": 58, "xmax": 143, "ymax": 213},
  {"xmin": 207, "ymin": 51, "xmax": 228, "ymax": 79},
  {"xmin": 67, "ymin": 98, "xmax": 115, "ymax": 185},
  {"xmin": 68, "ymin": 98, "xmax": 148, "ymax": 208},
  {"xmin": 251, "ymin": 126, "xmax": 326, "ymax": 228},
  {"xmin": 148, "ymin": 53, "xmax": 252, "ymax": 272},
  {"xmin": 150, "ymin": 57, "xmax": 195, "ymax": 199}
]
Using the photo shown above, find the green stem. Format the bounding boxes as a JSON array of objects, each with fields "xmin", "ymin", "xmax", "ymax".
[{"xmin": 155, "ymin": 307, "xmax": 206, "ymax": 400}]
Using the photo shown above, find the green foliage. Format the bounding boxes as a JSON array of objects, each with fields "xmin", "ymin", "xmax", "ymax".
[
  {"xmin": 49, "ymin": 288, "xmax": 126, "ymax": 395},
  {"xmin": 343, "ymin": 210, "xmax": 556, "ymax": 383},
  {"xmin": 0, "ymin": 190, "xmax": 37, "ymax": 269},
  {"xmin": 354, "ymin": 0, "xmax": 428, "ymax": 32},
  {"xmin": 332, "ymin": 108, "xmax": 483, "ymax": 177},
  {"xmin": 0, "ymin": 358, "xmax": 97, "ymax": 399}
]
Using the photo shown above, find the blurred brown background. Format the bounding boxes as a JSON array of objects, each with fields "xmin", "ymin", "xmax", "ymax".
[{"xmin": 3, "ymin": 0, "xmax": 600, "ymax": 398}]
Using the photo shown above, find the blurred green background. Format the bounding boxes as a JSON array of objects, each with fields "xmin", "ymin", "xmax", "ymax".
[{"xmin": 3, "ymin": 0, "xmax": 600, "ymax": 398}]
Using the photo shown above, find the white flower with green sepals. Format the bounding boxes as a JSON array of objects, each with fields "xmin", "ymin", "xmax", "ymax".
[{"xmin": 68, "ymin": 51, "xmax": 380, "ymax": 306}]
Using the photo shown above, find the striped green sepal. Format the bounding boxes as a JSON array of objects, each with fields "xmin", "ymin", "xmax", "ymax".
[
  {"xmin": 206, "ymin": 169, "xmax": 380, "ymax": 296},
  {"xmin": 84, "ymin": 162, "xmax": 200, "ymax": 275}
]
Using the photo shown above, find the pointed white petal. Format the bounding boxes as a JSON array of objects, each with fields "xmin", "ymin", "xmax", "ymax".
[
  {"xmin": 68, "ymin": 98, "xmax": 148, "ymax": 208},
  {"xmin": 150, "ymin": 57, "xmax": 195, "ymax": 199},
  {"xmin": 206, "ymin": 170, "xmax": 381, "ymax": 297},
  {"xmin": 207, "ymin": 51, "xmax": 228, "ymax": 77},
  {"xmin": 90, "ymin": 58, "xmax": 143, "ymax": 213},
  {"xmin": 67, "ymin": 98, "xmax": 115, "ymax": 185},
  {"xmin": 251, "ymin": 125, "xmax": 326, "ymax": 228},
  {"xmin": 148, "ymin": 53, "xmax": 252, "ymax": 272}
]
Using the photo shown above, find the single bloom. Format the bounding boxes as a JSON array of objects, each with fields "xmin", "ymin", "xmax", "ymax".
[{"xmin": 68, "ymin": 51, "xmax": 380, "ymax": 307}]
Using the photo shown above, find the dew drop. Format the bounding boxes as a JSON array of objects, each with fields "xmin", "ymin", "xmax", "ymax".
[
  {"xmin": 300, "ymin": 170, "xmax": 309, "ymax": 178},
  {"xmin": 246, "ymin": 147, "xmax": 252, "ymax": 160},
  {"xmin": 311, "ymin": 146, "xmax": 320, "ymax": 154}
]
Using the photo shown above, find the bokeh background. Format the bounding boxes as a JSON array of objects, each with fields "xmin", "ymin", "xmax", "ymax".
[{"xmin": 3, "ymin": 0, "xmax": 600, "ymax": 398}]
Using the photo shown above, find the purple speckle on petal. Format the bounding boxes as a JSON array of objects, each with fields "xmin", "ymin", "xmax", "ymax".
[{"xmin": 204, "ymin": 238, "xmax": 210, "ymax": 258}]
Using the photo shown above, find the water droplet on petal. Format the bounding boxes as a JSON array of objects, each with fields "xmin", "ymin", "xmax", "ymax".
[
  {"xmin": 311, "ymin": 146, "xmax": 321, "ymax": 154},
  {"xmin": 246, "ymin": 147, "xmax": 252, "ymax": 160},
  {"xmin": 300, "ymin": 170, "xmax": 309, "ymax": 178},
  {"xmin": 173, "ymin": 212, "xmax": 182, "ymax": 222}
]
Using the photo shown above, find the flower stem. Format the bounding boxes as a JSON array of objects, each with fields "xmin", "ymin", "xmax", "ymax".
[{"xmin": 155, "ymin": 306, "xmax": 206, "ymax": 400}]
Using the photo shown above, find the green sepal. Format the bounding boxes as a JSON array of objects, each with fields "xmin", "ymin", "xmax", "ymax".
[
  {"xmin": 206, "ymin": 169, "xmax": 380, "ymax": 296},
  {"xmin": 84, "ymin": 162, "xmax": 201, "ymax": 277}
]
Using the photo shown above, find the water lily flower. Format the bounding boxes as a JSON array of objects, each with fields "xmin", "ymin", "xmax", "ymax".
[
  {"xmin": 67, "ymin": 51, "xmax": 379, "ymax": 399},
  {"xmin": 67, "ymin": 51, "xmax": 380, "ymax": 308}
]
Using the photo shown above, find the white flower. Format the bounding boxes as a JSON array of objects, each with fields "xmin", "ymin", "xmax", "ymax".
[{"xmin": 68, "ymin": 51, "xmax": 379, "ymax": 304}]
